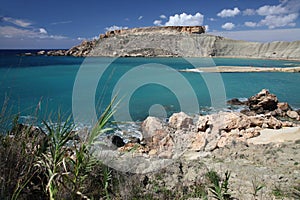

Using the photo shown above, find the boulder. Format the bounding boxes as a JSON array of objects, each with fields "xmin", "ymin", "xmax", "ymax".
[
  {"xmin": 264, "ymin": 116, "xmax": 282, "ymax": 129},
  {"xmin": 247, "ymin": 89, "xmax": 278, "ymax": 114},
  {"xmin": 111, "ymin": 135, "xmax": 125, "ymax": 147},
  {"xmin": 196, "ymin": 115, "xmax": 210, "ymax": 132},
  {"xmin": 190, "ymin": 133, "xmax": 206, "ymax": 151},
  {"xmin": 221, "ymin": 112, "xmax": 251, "ymax": 131},
  {"xmin": 141, "ymin": 116, "xmax": 164, "ymax": 138},
  {"xmin": 169, "ymin": 112, "xmax": 193, "ymax": 129},
  {"xmin": 227, "ymin": 98, "xmax": 246, "ymax": 105},
  {"xmin": 287, "ymin": 110, "xmax": 299, "ymax": 120},
  {"xmin": 277, "ymin": 102, "xmax": 291, "ymax": 112}
]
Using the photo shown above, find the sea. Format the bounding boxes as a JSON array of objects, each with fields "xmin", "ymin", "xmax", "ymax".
[{"xmin": 0, "ymin": 49, "xmax": 300, "ymax": 132}]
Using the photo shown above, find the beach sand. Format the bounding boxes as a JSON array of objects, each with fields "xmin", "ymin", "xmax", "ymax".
[
  {"xmin": 181, "ymin": 66, "xmax": 300, "ymax": 73},
  {"xmin": 248, "ymin": 127, "xmax": 300, "ymax": 144}
]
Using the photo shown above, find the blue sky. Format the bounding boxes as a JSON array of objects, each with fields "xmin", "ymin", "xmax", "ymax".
[{"xmin": 0, "ymin": 0, "xmax": 299, "ymax": 49}]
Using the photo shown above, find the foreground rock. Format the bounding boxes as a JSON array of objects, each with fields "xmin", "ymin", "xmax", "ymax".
[
  {"xmin": 90, "ymin": 89, "xmax": 300, "ymax": 199},
  {"xmin": 107, "ymin": 89, "xmax": 299, "ymax": 160}
]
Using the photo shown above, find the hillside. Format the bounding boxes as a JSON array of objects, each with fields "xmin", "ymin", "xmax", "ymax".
[{"xmin": 47, "ymin": 26, "xmax": 300, "ymax": 60}]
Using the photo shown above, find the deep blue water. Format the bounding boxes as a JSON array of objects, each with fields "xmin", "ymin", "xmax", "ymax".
[{"xmin": 0, "ymin": 50, "xmax": 299, "ymax": 128}]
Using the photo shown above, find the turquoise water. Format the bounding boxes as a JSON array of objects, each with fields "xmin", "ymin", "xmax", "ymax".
[{"xmin": 0, "ymin": 51, "xmax": 299, "ymax": 127}]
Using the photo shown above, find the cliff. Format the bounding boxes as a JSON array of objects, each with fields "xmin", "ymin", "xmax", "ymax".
[{"xmin": 46, "ymin": 26, "xmax": 300, "ymax": 60}]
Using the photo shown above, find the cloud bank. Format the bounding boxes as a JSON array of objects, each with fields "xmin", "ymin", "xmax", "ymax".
[{"xmin": 153, "ymin": 12, "xmax": 204, "ymax": 26}]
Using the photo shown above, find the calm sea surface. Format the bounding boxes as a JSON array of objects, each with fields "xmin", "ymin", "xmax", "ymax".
[{"xmin": 0, "ymin": 50, "xmax": 299, "ymax": 128}]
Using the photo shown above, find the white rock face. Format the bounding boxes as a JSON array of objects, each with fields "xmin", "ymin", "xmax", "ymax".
[{"xmin": 88, "ymin": 30, "xmax": 300, "ymax": 59}]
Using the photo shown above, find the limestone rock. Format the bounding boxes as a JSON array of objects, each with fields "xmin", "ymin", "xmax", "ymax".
[
  {"xmin": 265, "ymin": 116, "xmax": 282, "ymax": 129},
  {"xmin": 196, "ymin": 115, "xmax": 210, "ymax": 132},
  {"xmin": 287, "ymin": 110, "xmax": 299, "ymax": 120},
  {"xmin": 227, "ymin": 98, "xmax": 246, "ymax": 105},
  {"xmin": 189, "ymin": 133, "xmax": 206, "ymax": 151},
  {"xmin": 141, "ymin": 116, "xmax": 164, "ymax": 138},
  {"xmin": 277, "ymin": 102, "xmax": 291, "ymax": 112},
  {"xmin": 169, "ymin": 112, "xmax": 193, "ymax": 129},
  {"xmin": 247, "ymin": 89, "xmax": 278, "ymax": 114}
]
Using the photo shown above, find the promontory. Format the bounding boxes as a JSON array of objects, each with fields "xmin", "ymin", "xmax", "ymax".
[{"xmin": 45, "ymin": 26, "xmax": 300, "ymax": 60}]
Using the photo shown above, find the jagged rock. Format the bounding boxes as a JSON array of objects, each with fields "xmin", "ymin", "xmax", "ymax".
[
  {"xmin": 247, "ymin": 89, "xmax": 278, "ymax": 114},
  {"xmin": 277, "ymin": 102, "xmax": 291, "ymax": 112},
  {"xmin": 197, "ymin": 115, "xmax": 210, "ymax": 132},
  {"xmin": 141, "ymin": 116, "xmax": 164, "ymax": 138},
  {"xmin": 111, "ymin": 135, "xmax": 125, "ymax": 147},
  {"xmin": 243, "ymin": 128, "xmax": 260, "ymax": 139},
  {"xmin": 159, "ymin": 134, "xmax": 174, "ymax": 150},
  {"xmin": 281, "ymin": 121, "xmax": 294, "ymax": 127},
  {"xmin": 287, "ymin": 110, "xmax": 299, "ymax": 120},
  {"xmin": 265, "ymin": 116, "xmax": 282, "ymax": 129},
  {"xmin": 190, "ymin": 133, "xmax": 206, "ymax": 151},
  {"xmin": 248, "ymin": 115, "xmax": 265, "ymax": 127},
  {"xmin": 169, "ymin": 112, "xmax": 193, "ymax": 129},
  {"xmin": 221, "ymin": 112, "xmax": 251, "ymax": 131},
  {"xmin": 227, "ymin": 98, "xmax": 246, "ymax": 105}
]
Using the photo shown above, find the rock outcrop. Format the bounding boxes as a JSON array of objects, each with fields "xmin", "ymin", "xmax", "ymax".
[
  {"xmin": 44, "ymin": 26, "xmax": 300, "ymax": 59},
  {"xmin": 111, "ymin": 89, "xmax": 299, "ymax": 159},
  {"xmin": 99, "ymin": 26, "xmax": 205, "ymax": 39},
  {"xmin": 229, "ymin": 89, "xmax": 300, "ymax": 120}
]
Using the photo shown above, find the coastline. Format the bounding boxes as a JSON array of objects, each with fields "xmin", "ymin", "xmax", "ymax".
[{"xmin": 180, "ymin": 66, "xmax": 300, "ymax": 73}]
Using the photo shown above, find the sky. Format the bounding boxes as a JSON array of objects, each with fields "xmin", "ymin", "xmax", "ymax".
[{"xmin": 0, "ymin": 0, "xmax": 300, "ymax": 49}]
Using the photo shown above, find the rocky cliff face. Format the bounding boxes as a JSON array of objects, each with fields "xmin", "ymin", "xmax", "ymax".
[
  {"xmin": 99, "ymin": 26, "xmax": 206, "ymax": 39},
  {"xmin": 46, "ymin": 26, "xmax": 300, "ymax": 60}
]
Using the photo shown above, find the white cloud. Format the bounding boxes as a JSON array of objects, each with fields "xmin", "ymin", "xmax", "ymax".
[
  {"xmin": 256, "ymin": 4, "xmax": 288, "ymax": 16},
  {"xmin": 165, "ymin": 12, "xmax": 204, "ymax": 26},
  {"xmin": 210, "ymin": 28, "xmax": 300, "ymax": 42},
  {"xmin": 221, "ymin": 22, "xmax": 235, "ymax": 30},
  {"xmin": 205, "ymin": 25, "xmax": 209, "ymax": 31},
  {"xmin": 39, "ymin": 28, "xmax": 47, "ymax": 34},
  {"xmin": 2, "ymin": 17, "xmax": 32, "ymax": 28},
  {"xmin": 0, "ymin": 25, "xmax": 66, "ymax": 39},
  {"xmin": 208, "ymin": 17, "xmax": 216, "ymax": 21},
  {"xmin": 217, "ymin": 7, "xmax": 240, "ymax": 18},
  {"xmin": 259, "ymin": 13, "xmax": 298, "ymax": 28},
  {"xmin": 242, "ymin": 1, "xmax": 300, "ymax": 29},
  {"xmin": 105, "ymin": 25, "xmax": 128, "ymax": 31},
  {"xmin": 160, "ymin": 15, "xmax": 167, "ymax": 19},
  {"xmin": 153, "ymin": 20, "xmax": 162, "ymax": 26},
  {"xmin": 244, "ymin": 21, "xmax": 257, "ymax": 28},
  {"xmin": 77, "ymin": 36, "xmax": 98, "ymax": 41},
  {"xmin": 51, "ymin": 20, "xmax": 72, "ymax": 25},
  {"xmin": 138, "ymin": 16, "xmax": 143, "ymax": 20},
  {"xmin": 243, "ymin": 9, "xmax": 256, "ymax": 16}
]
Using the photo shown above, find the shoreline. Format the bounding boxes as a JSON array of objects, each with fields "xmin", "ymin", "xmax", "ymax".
[{"xmin": 180, "ymin": 66, "xmax": 300, "ymax": 73}]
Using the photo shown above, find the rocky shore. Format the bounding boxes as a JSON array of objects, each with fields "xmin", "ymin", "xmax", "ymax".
[
  {"xmin": 4, "ymin": 89, "xmax": 300, "ymax": 199},
  {"xmin": 25, "ymin": 26, "xmax": 300, "ymax": 60},
  {"xmin": 91, "ymin": 89, "xmax": 300, "ymax": 199},
  {"xmin": 102, "ymin": 89, "xmax": 299, "ymax": 160}
]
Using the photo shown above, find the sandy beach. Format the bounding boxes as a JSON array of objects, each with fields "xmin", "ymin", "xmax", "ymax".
[{"xmin": 181, "ymin": 66, "xmax": 300, "ymax": 73}]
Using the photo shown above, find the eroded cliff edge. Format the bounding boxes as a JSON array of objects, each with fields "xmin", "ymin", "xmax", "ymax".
[{"xmin": 46, "ymin": 26, "xmax": 300, "ymax": 60}]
